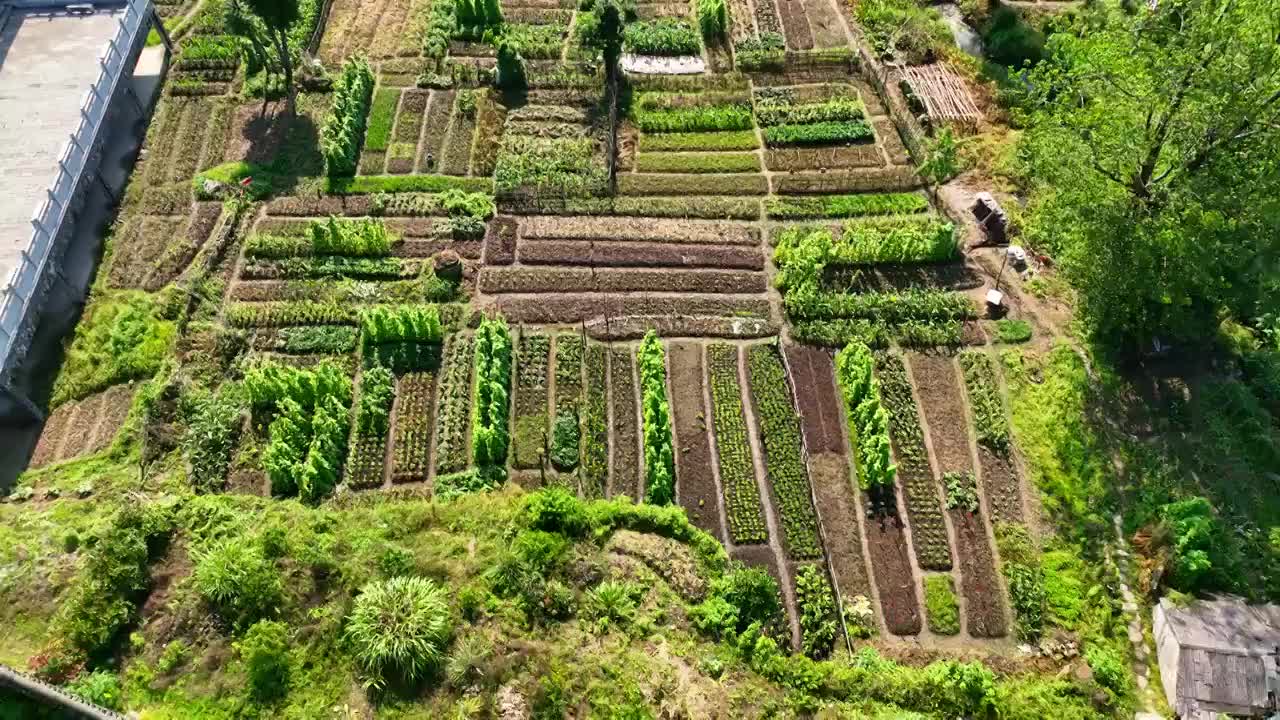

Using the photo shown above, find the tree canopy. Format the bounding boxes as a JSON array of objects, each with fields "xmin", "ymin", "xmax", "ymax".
[{"xmin": 1019, "ymin": 0, "xmax": 1280, "ymax": 352}]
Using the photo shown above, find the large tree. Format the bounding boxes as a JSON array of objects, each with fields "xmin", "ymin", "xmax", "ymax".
[
  {"xmin": 1019, "ymin": 0, "xmax": 1280, "ymax": 353},
  {"xmin": 229, "ymin": 0, "xmax": 301, "ymax": 111}
]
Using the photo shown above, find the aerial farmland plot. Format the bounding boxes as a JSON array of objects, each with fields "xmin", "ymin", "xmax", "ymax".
[{"xmin": 8, "ymin": 0, "xmax": 1271, "ymax": 714}]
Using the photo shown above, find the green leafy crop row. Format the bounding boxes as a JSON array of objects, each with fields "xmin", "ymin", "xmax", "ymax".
[
  {"xmin": 322, "ymin": 56, "xmax": 375, "ymax": 177},
  {"xmin": 634, "ymin": 151, "xmax": 761, "ymax": 174},
  {"xmin": 434, "ymin": 335, "xmax": 475, "ymax": 474},
  {"xmin": 360, "ymin": 305, "xmax": 444, "ymax": 351},
  {"xmin": 472, "ymin": 316, "xmax": 512, "ymax": 467},
  {"xmin": 795, "ymin": 564, "xmax": 839, "ymax": 658},
  {"xmin": 348, "ymin": 365, "xmax": 395, "ymax": 488},
  {"xmin": 513, "ymin": 334, "xmax": 551, "ymax": 469},
  {"xmin": 764, "ymin": 193, "xmax": 929, "ymax": 220},
  {"xmin": 924, "ymin": 575, "xmax": 960, "ymax": 635},
  {"xmin": 958, "ymin": 351, "xmax": 1010, "ymax": 454},
  {"xmin": 637, "ymin": 129, "xmax": 760, "ymax": 152},
  {"xmin": 634, "ymin": 103, "xmax": 755, "ymax": 133},
  {"xmin": 755, "ymin": 97, "xmax": 866, "ymax": 128},
  {"xmin": 746, "ymin": 344, "xmax": 822, "ymax": 560},
  {"xmin": 624, "ymin": 18, "xmax": 701, "ymax": 56},
  {"xmin": 834, "ymin": 342, "xmax": 896, "ymax": 490},
  {"xmin": 637, "ymin": 332, "xmax": 676, "ymax": 505},
  {"xmin": 791, "ymin": 318, "xmax": 965, "ymax": 348},
  {"xmin": 763, "ymin": 121, "xmax": 873, "ymax": 147},
  {"xmin": 247, "ymin": 360, "xmax": 353, "ymax": 502},
  {"xmin": 707, "ymin": 344, "xmax": 768, "ymax": 544}
]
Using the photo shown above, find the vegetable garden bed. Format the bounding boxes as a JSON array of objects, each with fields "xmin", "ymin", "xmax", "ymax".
[
  {"xmin": 432, "ymin": 335, "xmax": 475, "ymax": 476},
  {"xmin": 707, "ymin": 344, "xmax": 767, "ymax": 544},
  {"xmin": 610, "ymin": 347, "xmax": 642, "ymax": 500},
  {"xmin": 513, "ymin": 334, "xmax": 551, "ymax": 470}
]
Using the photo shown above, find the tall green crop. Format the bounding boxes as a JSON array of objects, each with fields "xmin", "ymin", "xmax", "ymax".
[{"xmin": 637, "ymin": 332, "xmax": 675, "ymax": 505}]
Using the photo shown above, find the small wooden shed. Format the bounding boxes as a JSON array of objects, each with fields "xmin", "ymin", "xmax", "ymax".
[{"xmin": 1154, "ymin": 597, "xmax": 1280, "ymax": 719}]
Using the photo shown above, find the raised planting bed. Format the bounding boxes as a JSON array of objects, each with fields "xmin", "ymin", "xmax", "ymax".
[
  {"xmin": 784, "ymin": 344, "xmax": 845, "ymax": 454},
  {"xmin": 479, "ymin": 267, "xmax": 767, "ymax": 294},
  {"xmin": 958, "ymin": 350, "xmax": 1023, "ymax": 524},
  {"xmin": 618, "ymin": 173, "xmax": 770, "ymax": 196},
  {"xmin": 864, "ymin": 510, "xmax": 922, "ymax": 635},
  {"xmin": 348, "ymin": 365, "xmax": 395, "ymax": 489},
  {"xmin": 707, "ymin": 344, "xmax": 767, "ymax": 544},
  {"xmin": 391, "ymin": 371, "xmax": 436, "ymax": 483},
  {"xmin": 610, "ymin": 347, "xmax": 642, "ymax": 500},
  {"xmin": 634, "ymin": 151, "xmax": 763, "ymax": 174},
  {"xmin": 764, "ymin": 145, "xmax": 886, "ymax": 172},
  {"xmin": 772, "ymin": 168, "xmax": 923, "ymax": 194},
  {"xmin": 513, "ymin": 334, "xmax": 551, "ymax": 470},
  {"xmin": 493, "ymin": 295, "xmax": 773, "ymax": 325},
  {"xmin": 948, "ymin": 497, "xmax": 1009, "ymax": 638},
  {"xmin": 746, "ymin": 344, "xmax": 823, "ymax": 561},
  {"xmin": 766, "ymin": 192, "xmax": 928, "ymax": 220},
  {"xmin": 518, "ymin": 215, "xmax": 760, "ymax": 245},
  {"xmin": 907, "ymin": 353, "xmax": 973, "ymax": 475},
  {"xmin": 874, "ymin": 352, "xmax": 953, "ymax": 571},
  {"xmin": 775, "ymin": 0, "xmax": 814, "ymax": 50},
  {"xmin": 638, "ymin": 130, "xmax": 759, "ymax": 152},
  {"xmin": 637, "ymin": 332, "xmax": 676, "ymax": 504},
  {"xmin": 581, "ymin": 343, "xmax": 610, "ymax": 497},
  {"xmin": 923, "ymin": 574, "xmax": 960, "ymax": 635},
  {"xmin": 669, "ymin": 342, "xmax": 723, "ymax": 540},
  {"xmin": 795, "ymin": 563, "xmax": 840, "ymax": 658},
  {"xmin": 485, "ymin": 216, "xmax": 518, "ymax": 265},
  {"xmin": 501, "ymin": 195, "xmax": 762, "ymax": 220},
  {"xmin": 517, "ymin": 240, "xmax": 765, "ymax": 270},
  {"xmin": 433, "ymin": 335, "xmax": 475, "ymax": 475}
]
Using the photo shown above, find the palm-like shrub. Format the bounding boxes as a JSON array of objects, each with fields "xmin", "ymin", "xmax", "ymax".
[
  {"xmin": 347, "ymin": 576, "xmax": 452, "ymax": 689},
  {"xmin": 193, "ymin": 539, "xmax": 283, "ymax": 627}
]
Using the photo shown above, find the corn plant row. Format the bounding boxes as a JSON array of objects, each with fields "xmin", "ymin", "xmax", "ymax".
[
  {"xmin": 637, "ymin": 332, "xmax": 676, "ymax": 505},
  {"xmin": 837, "ymin": 217, "xmax": 957, "ymax": 265},
  {"xmin": 347, "ymin": 365, "xmax": 395, "ymax": 488},
  {"xmin": 764, "ymin": 193, "xmax": 929, "ymax": 220},
  {"xmin": 513, "ymin": 334, "xmax": 551, "ymax": 469},
  {"xmin": 958, "ymin": 351, "xmax": 1010, "ymax": 454},
  {"xmin": 696, "ymin": 0, "xmax": 728, "ymax": 39},
  {"xmin": 434, "ymin": 335, "xmax": 475, "ymax": 475},
  {"xmin": 581, "ymin": 344, "xmax": 609, "ymax": 498},
  {"xmin": 746, "ymin": 344, "xmax": 823, "ymax": 560},
  {"xmin": 360, "ymin": 305, "xmax": 444, "ymax": 351},
  {"xmin": 392, "ymin": 372, "xmax": 435, "ymax": 481},
  {"xmin": 763, "ymin": 121, "xmax": 873, "ymax": 147},
  {"xmin": 246, "ymin": 361, "xmax": 353, "ymax": 503},
  {"xmin": 834, "ymin": 342, "xmax": 896, "ymax": 490},
  {"xmin": 322, "ymin": 56, "xmax": 375, "ymax": 177},
  {"xmin": 755, "ymin": 97, "xmax": 866, "ymax": 128},
  {"xmin": 873, "ymin": 352, "xmax": 952, "ymax": 571},
  {"xmin": 634, "ymin": 104, "xmax": 755, "ymax": 134},
  {"xmin": 707, "ymin": 344, "xmax": 768, "ymax": 544},
  {"xmin": 472, "ymin": 316, "xmax": 512, "ymax": 467},
  {"xmin": 244, "ymin": 217, "xmax": 395, "ymax": 259}
]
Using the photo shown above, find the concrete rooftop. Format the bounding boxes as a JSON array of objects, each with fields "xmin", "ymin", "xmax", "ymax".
[{"xmin": 0, "ymin": 5, "xmax": 125, "ymax": 287}]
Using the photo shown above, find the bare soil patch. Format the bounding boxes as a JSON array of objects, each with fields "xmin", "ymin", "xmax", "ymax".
[
  {"xmin": 519, "ymin": 216, "xmax": 760, "ymax": 245},
  {"xmin": 978, "ymin": 447, "xmax": 1022, "ymax": 525},
  {"xmin": 802, "ymin": 0, "xmax": 847, "ymax": 48},
  {"xmin": 863, "ymin": 502, "xmax": 922, "ymax": 636},
  {"xmin": 485, "ymin": 216, "xmax": 518, "ymax": 265},
  {"xmin": 86, "ymin": 384, "xmax": 136, "ymax": 455},
  {"xmin": 670, "ymin": 342, "xmax": 723, "ymax": 542},
  {"xmin": 606, "ymin": 530, "xmax": 709, "ymax": 601},
  {"xmin": 30, "ymin": 404, "xmax": 71, "ymax": 468},
  {"xmin": 609, "ymin": 347, "xmax": 642, "ymax": 500},
  {"xmin": 776, "ymin": 0, "xmax": 815, "ymax": 49},
  {"xmin": 784, "ymin": 344, "xmax": 845, "ymax": 454},
  {"xmin": 418, "ymin": 90, "xmax": 456, "ymax": 173},
  {"xmin": 810, "ymin": 453, "xmax": 875, "ymax": 603},
  {"xmin": 60, "ymin": 392, "xmax": 106, "ymax": 461},
  {"xmin": 585, "ymin": 315, "xmax": 778, "ymax": 341},
  {"xmin": 907, "ymin": 353, "xmax": 972, "ymax": 475},
  {"xmin": 227, "ymin": 102, "xmax": 291, "ymax": 166},
  {"xmin": 950, "ymin": 508, "xmax": 1008, "ymax": 638}
]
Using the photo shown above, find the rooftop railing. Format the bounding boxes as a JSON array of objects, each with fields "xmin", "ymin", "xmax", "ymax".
[{"xmin": 0, "ymin": 0, "xmax": 149, "ymax": 378}]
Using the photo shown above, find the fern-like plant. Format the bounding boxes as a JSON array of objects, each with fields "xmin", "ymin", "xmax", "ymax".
[{"xmin": 346, "ymin": 576, "xmax": 452, "ymax": 689}]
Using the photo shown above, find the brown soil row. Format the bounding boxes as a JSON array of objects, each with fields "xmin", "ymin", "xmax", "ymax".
[
  {"xmin": 518, "ymin": 216, "xmax": 760, "ymax": 245},
  {"xmin": 395, "ymin": 90, "xmax": 430, "ymax": 144},
  {"xmin": 772, "ymin": 167, "xmax": 922, "ymax": 194},
  {"xmin": 784, "ymin": 345, "xmax": 845, "ymax": 454},
  {"xmin": 479, "ymin": 267, "xmax": 767, "ymax": 294},
  {"xmin": 144, "ymin": 202, "xmax": 224, "ymax": 290},
  {"xmin": 29, "ymin": 404, "xmax": 70, "ymax": 468},
  {"xmin": 518, "ymin": 240, "xmax": 764, "ymax": 271},
  {"xmin": 397, "ymin": 239, "xmax": 484, "ymax": 260},
  {"xmin": 810, "ymin": 453, "xmax": 875, "ymax": 605},
  {"xmin": 978, "ymin": 447, "xmax": 1023, "ymax": 525},
  {"xmin": 864, "ymin": 505, "xmax": 922, "ymax": 635},
  {"xmin": 669, "ymin": 342, "xmax": 724, "ymax": 542},
  {"xmin": 492, "ymin": 294, "xmax": 773, "ymax": 324},
  {"xmin": 765, "ymin": 145, "xmax": 886, "ymax": 172},
  {"xmin": 60, "ymin": 392, "xmax": 106, "ymax": 460},
  {"xmin": 392, "ymin": 372, "xmax": 436, "ymax": 482},
  {"xmin": 802, "ymin": 0, "xmax": 848, "ymax": 48},
  {"xmin": 950, "ymin": 508, "xmax": 1008, "ymax": 638},
  {"xmin": 824, "ymin": 262, "xmax": 982, "ymax": 294},
  {"xmin": 873, "ymin": 118, "xmax": 910, "ymax": 165},
  {"xmin": 619, "ymin": 173, "xmax": 771, "ymax": 197},
  {"xmin": 484, "ymin": 216, "xmax": 518, "ymax": 265},
  {"xmin": 265, "ymin": 195, "xmax": 381, "ymax": 216},
  {"xmin": 419, "ymin": 90, "xmax": 455, "ymax": 173},
  {"xmin": 584, "ymin": 315, "xmax": 779, "ymax": 341},
  {"xmin": 86, "ymin": 384, "xmax": 136, "ymax": 455},
  {"xmin": 907, "ymin": 353, "xmax": 972, "ymax": 475},
  {"xmin": 776, "ymin": 0, "xmax": 815, "ymax": 49},
  {"xmin": 609, "ymin": 348, "xmax": 642, "ymax": 500}
]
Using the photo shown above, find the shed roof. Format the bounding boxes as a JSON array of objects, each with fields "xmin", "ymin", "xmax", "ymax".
[
  {"xmin": 1178, "ymin": 647, "xmax": 1271, "ymax": 716},
  {"xmin": 1161, "ymin": 597, "xmax": 1280, "ymax": 655}
]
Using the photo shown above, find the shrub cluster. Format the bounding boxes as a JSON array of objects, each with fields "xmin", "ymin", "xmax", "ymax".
[
  {"xmin": 472, "ymin": 316, "xmax": 513, "ymax": 467},
  {"xmin": 322, "ymin": 56, "xmax": 375, "ymax": 177},
  {"xmin": 624, "ymin": 18, "xmax": 701, "ymax": 55},
  {"xmin": 696, "ymin": 0, "xmax": 728, "ymax": 39},
  {"xmin": 346, "ymin": 576, "xmax": 452, "ymax": 689},
  {"xmin": 637, "ymin": 331, "xmax": 676, "ymax": 505},
  {"xmin": 246, "ymin": 361, "xmax": 353, "ymax": 502},
  {"xmin": 194, "ymin": 538, "xmax": 284, "ymax": 628},
  {"xmin": 357, "ymin": 365, "xmax": 395, "ymax": 437},
  {"xmin": 834, "ymin": 342, "xmax": 896, "ymax": 490}
]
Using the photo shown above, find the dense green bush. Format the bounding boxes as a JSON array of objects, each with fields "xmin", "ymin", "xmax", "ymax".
[
  {"xmin": 346, "ymin": 577, "xmax": 452, "ymax": 689},
  {"xmin": 246, "ymin": 361, "xmax": 353, "ymax": 501},
  {"xmin": 855, "ymin": 0, "xmax": 950, "ymax": 64},
  {"xmin": 472, "ymin": 316, "xmax": 513, "ymax": 467},
  {"xmin": 834, "ymin": 342, "xmax": 896, "ymax": 490},
  {"xmin": 66, "ymin": 671, "xmax": 123, "ymax": 710},
  {"xmin": 51, "ymin": 291, "xmax": 176, "ymax": 407},
  {"xmin": 455, "ymin": 0, "xmax": 503, "ymax": 38},
  {"xmin": 624, "ymin": 18, "xmax": 701, "ymax": 55},
  {"xmin": 322, "ymin": 56, "xmax": 375, "ymax": 177},
  {"xmin": 549, "ymin": 408, "xmax": 580, "ymax": 472},
  {"xmin": 1158, "ymin": 497, "xmax": 1219, "ymax": 591},
  {"xmin": 637, "ymin": 332, "xmax": 676, "ymax": 505},
  {"xmin": 194, "ymin": 539, "xmax": 283, "ymax": 628},
  {"xmin": 310, "ymin": 216, "xmax": 395, "ymax": 256},
  {"xmin": 693, "ymin": 565, "xmax": 783, "ymax": 638},
  {"xmin": 696, "ymin": 0, "xmax": 727, "ymax": 39},
  {"xmin": 996, "ymin": 318, "xmax": 1033, "ymax": 344},
  {"xmin": 236, "ymin": 620, "xmax": 291, "ymax": 700},
  {"xmin": 982, "ymin": 6, "xmax": 1044, "ymax": 69},
  {"xmin": 924, "ymin": 575, "xmax": 960, "ymax": 635}
]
